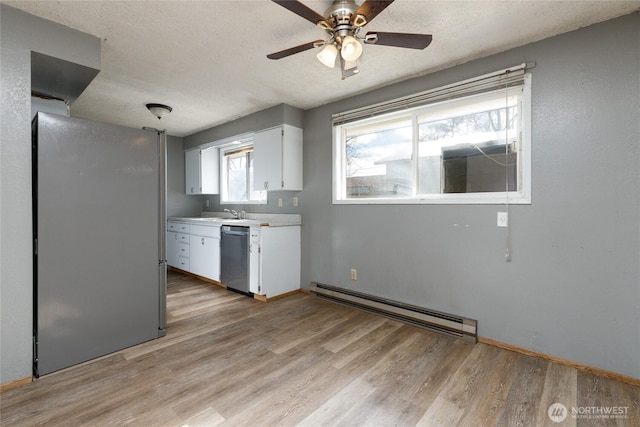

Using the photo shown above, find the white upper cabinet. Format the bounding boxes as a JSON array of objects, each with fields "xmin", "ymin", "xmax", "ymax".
[
  {"xmin": 253, "ymin": 124, "xmax": 303, "ymax": 191},
  {"xmin": 185, "ymin": 146, "xmax": 219, "ymax": 194}
]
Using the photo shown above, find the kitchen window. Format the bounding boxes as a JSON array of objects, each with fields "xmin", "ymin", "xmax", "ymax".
[
  {"xmin": 220, "ymin": 143, "xmax": 266, "ymax": 204},
  {"xmin": 333, "ymin": 65, "xmax": 531, "ymax": 204}
]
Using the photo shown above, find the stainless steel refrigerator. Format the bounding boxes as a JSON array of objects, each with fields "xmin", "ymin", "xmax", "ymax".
[{"xmin": 32, "ymin": 113, "xmax": 167, "ymax": 377}]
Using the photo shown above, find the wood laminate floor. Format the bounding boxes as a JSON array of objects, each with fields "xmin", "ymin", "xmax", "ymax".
[{"xmin": 1, "ymin": 270, "xmax": 638, "ymax": 426}]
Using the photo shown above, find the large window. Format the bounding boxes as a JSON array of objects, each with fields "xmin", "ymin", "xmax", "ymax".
[
  {"xmin": 334, "ymin": 68, "xmax": 531, "ymax": 204},
  {"xmin": 220, "ymin": 143, "xmax": 266, "ymax": 204}
]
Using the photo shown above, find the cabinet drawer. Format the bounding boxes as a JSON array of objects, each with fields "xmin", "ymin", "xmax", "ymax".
[
  {"xmin": 177, "ymin": 243, "xmax": 190, "ymax": 257},
  {"xmin": 168, "ymin": 222, "xmax": 190, "ymax": 233},
  {"xmin": 190, "ymin": 224, "xmax": 220, "ymax": 238},
  {"xmin": 176, "ymin": 257, "xmax": 189, "ymax": 270},
  {"xmin": 177, "ymin": 233, "xmax": 189, "ymax": 243}
]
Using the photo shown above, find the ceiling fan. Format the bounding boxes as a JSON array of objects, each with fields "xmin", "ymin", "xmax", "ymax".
[{"xmin": 267, "ymin": 0, "xmax": 433, "ymax": 79}]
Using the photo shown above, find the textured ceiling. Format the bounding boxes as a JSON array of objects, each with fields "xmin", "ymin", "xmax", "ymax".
[{"xmin": 4, "ymin": 0, "xmax": 639, "ymax": 137}]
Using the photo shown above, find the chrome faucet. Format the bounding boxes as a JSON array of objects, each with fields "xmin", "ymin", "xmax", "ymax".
[{"xmin": 224, "ymin": 208, "xmax": 239, "ymax": 218}]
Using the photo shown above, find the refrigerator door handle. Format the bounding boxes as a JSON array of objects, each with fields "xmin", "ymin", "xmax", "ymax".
[
  {"xmin": 158, "ymin": 130, "xmax": 167, "ymax": 336},
  {"xmin": 158, "ymin": 130, "xmax": 167, "ymax": 262}
]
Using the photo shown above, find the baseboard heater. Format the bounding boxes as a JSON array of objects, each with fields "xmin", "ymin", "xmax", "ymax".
[{"xmin": 310, "ymin": 282, "xmax": 477, "ymax": 343}]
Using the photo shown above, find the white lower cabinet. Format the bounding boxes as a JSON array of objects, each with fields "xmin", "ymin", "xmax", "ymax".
[
  {"xmin": 249, "ymin": 225, "xmax": 300, "ymax": 298},
  {"xmin": 167, "ymin": 221, "xmax": 220, "ymax": 282},
  {"xmin": 167, "ymin": 230, "xmax": 178, "ymax": 267},
  {"xmin": 169, "ymin": 220, "xmax": 300, "ymax": 299},
  {"xmin": 188, "ymin": 224, "xmax": 220, "ymax": 281},
  {"xmin": 176, "ymin": 242, "xmax": 190, "ymax": 271},
  {"xmin": 167, "ymin": 232, "xmax": 190, "ymax": 270},
  {"xmin": 167, "ymin": 222, "xmax": 190, "ymax": 270}
]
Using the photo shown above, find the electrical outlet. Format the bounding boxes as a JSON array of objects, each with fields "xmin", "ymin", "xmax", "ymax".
[
  {"xmin": 293, "ymin": 197, "xmax": 298, "ymax": 207},
  {"xmin": 497, "ymin": 212, "xmax": 508, "ymax": 227},
  {"xmin": 278, "ymin": 198, "xmax": 283, "ymax": 207},
  {"xmin": 350, "ymin": 268, "xmax": 357, "ymax": 281}
]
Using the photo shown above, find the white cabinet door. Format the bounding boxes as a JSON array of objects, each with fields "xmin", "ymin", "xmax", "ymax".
[
  {"xmin": 189, "ymin": 235, "xmax": 220, "ymax": 281},
  {"xmin": 185, "ymin": 149, "xmax": 201, "ymax": 195},
  {"xmin": 258, "ymin": 226, "xmax": 301, "ymax": 297},
  {"xmin": 200, "ymin": 147, "xmax": 219, "ymax": 194},
  {"xmin": 167, "ymin": 230, "xmax": 179, "ymax": 267},
  {"xmin": 185, "ymin": 147, "xmax": 219, "ymax": 194},
  {"xmin": 253, "ymin": 126, "xmax": 282, "ymax": 191},
  {"xmin": 281, "ymin": 125, "xmax": 303, "ymax": 191},
  {"xmin": 253, "ymin": 125, "xmax": 303, "ymax": 191}
]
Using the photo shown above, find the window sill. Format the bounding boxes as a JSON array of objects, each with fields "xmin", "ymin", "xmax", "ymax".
[
  {"xmin": 220, "ymin": 199, "xmax": 267, "ymax": 205},
  {"xmin": 333, "ymin": 191, "xmax": 531, "ymax": 205}
]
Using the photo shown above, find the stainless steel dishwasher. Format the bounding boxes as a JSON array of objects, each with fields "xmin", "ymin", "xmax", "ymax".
[{"xmin": 220, "ymin": 225, "xmax": 251, "ymax": 295}]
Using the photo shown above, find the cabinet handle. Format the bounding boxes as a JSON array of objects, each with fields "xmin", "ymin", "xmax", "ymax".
[
  {"xmin": 201, "ymin": 237, "xmax": 205, "ymax": 245},
  {"xmin": 264, "ymin": 181, "xmax": 268, "ymax": 190},
  {"xmin": 190, "ymin": 187, "xmax": 194, "ymax": 193}
]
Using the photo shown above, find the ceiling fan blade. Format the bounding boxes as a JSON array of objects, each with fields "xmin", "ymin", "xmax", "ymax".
[
  {"xmin": 352, "ymin": 0, "xmax": 395, "ymax": 25},
  {"xmin": 271, "ymin": 0, "xmax": 331, "ymax": 28},
  {"xmin": 365, "ymin": 32, "xmax": 433, "ymax": 49},
  {"xmin": 267, "ymin": 40, "xmax": 324, "ymax": 60}
]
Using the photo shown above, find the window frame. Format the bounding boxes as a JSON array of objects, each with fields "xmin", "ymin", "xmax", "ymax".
[
  {"xmin": 333, "ymin": 73, "xmax": 532, "ymax": 205},
  {"xmin": 219, "ymin": 139, "xmax": 267, "ymax": 205}
]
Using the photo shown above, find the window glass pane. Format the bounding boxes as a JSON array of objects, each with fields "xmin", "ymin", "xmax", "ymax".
[
  {"xmin": 345, "ymin": 118, "xmax": 412, "ymax": 198},
  {"xmin": 417, "ymin": 93, "xmax": 519, "ymax": 194},
  {"xmin": 334, "ymin": 75, "xmax": 531, "ymax": 205},
  {"xmin": 247, "ymin": 151, "xmax": 263, "ymax": 201},
  {"xmin": 227, "ymin": 152, "xmax": 248, "ymax": 201}
]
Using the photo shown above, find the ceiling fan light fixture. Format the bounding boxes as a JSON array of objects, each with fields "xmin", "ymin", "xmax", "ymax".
[
  {"xmin": 340, "ymin": 35, "xmax": 363, "ymax": 61},
  {"xmin": 317, "ymin": 43, "xmax": 338, "ymax": 68},
  {"xmin": 266, "ymin": 0, "xmax": 432, "ymax": 79},
  {"xmin": 146, "ymin": 103, "xmax": 172, "ymax": 120}
]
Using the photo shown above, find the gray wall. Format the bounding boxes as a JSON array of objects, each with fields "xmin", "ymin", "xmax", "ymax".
[
  {"xmin": 300, "ymin": 13, "xmax": 639, "ymax": 378},
  {"xmin": 201, "ymin": 191, "xmax": 302, "ymax": 216},
  {"xmin": 0, "ymin": 5, "xmax": 101, "ymax": 384},
  {"xmin": 166, "ymin": 135, "xmax": 202, "ymax": 217},
  {"xmin": 183, "ymin": 103, "xmax": 304, "ymax": 150}
]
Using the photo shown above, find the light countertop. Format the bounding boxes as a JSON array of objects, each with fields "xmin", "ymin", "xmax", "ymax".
[{"xmin": 168, "ymin": 213, "xmax": 301, "ymax": 227}]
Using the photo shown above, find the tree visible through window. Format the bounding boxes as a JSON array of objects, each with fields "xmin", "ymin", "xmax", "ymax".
[
  {"xmin": 221, "ymin": 146, "xmax": 265, "ymax": 203},
  {"xmin": 418, "ymin": 100, "xmax": 518, "ymax": 194},
  {"xmin": 335, "ymin": 83, "xmax": 530, "ymax": 204}
]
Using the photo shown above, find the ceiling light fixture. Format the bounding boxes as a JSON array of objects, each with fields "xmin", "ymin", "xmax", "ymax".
[
  {"xmin": 340, "ymin": 35, "xmax": 363, "ymax": 61},
  {"xmin": 317, "ymin": 44, "xmax": 338, "ymax": 68},
  {"xmin": 267, "ymin": 0, "xmax": 433, "ymax": 80},
  {"xmin": 316, "ymin": 34, "xmax": 363, "ymax": 69},
  {"xmin": 146, "ymin": 103, "xmax": 172, "ymax": 120}
]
